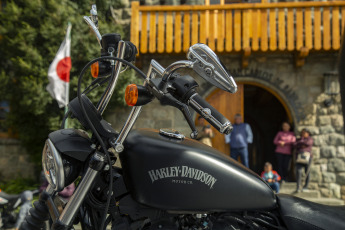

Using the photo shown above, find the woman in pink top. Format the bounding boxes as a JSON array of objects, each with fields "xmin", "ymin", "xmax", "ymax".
[{"xmin": 273, "ymin": 122, "xmax": 296, "ymax": 181}]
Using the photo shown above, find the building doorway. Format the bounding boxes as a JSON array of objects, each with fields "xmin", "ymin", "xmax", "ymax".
[{"xmin": 205, "ymin": 83, "xmax": 292, "ymax": 174}]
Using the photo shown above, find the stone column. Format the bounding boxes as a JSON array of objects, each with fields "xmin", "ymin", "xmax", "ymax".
[{"xmin": 298, "ymin": 91, "xmax": 344, "ymax": 199}]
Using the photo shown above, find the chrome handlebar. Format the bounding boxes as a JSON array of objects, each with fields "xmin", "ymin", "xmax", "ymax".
[{"xmin": 96, "ymin": 41, "xmax": 126, "ymax": 115}]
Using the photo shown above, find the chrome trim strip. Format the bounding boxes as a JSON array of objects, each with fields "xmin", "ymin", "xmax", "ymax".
[
  {"xmin": 43, "ymin": 139, "xmax": 65, "ymax": 191},
  {"xmin": 159, "ymin": 129, "xmax": 185, "ymax": 140}
]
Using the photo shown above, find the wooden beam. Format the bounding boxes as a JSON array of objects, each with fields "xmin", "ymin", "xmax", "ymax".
[
  {"xmin": 252, "ymin": 9, "xmax": 259, "ymax": 51},
  {"xmin": 314, "ymin": 7, "xmax": 321, "ymax": 50},
  {"xmin": 260, "ymin": 8, "xmax": 268, "ymax": 52},
  {"xmin": 149, "ymin": 12, "xmax": 156, "ymax": 53},
  {"xmin": 217, "ymin": 9, "xmax": 225, "ymax": 52},
  {"xmin": 332, "ymin": 7, "xmax": 340, "ymax": 50},
  {"xmin": 200, "ymin": 10, "xmax": 207, "ymax": 44},
  {"xmin": 166, "ymin": 12, "xmax": 173, "ymax": 53},
  {"xmin": 225, "ymin": 10, "xmax": 233, "ymax": 52},
  {"xmin": 305, "ymin": 7, "xmax": 312, "ymax": 50},
  {"xmin": 234, "ymin": 10, "xmax": 241, "ymax": 52},
  {"xmin": 192, "ymin": 11, "xmax": 199, "ymax": 46},
  {"xmin": 323, "ymin": 7, "xmax": 331, "ymax": 50},
  {"xmin": 130, "ymin": 1, "xmax": 140, "ymax": 51},
  {"xmin": 296, "ymin": 8, "xmax": 303, "ymax": 50},
  {"xmin": 138, "ymin": 2, "xmax": 345, "ymax": 12},
  {"xmin": 183, "ymin": 12, "xmax": 191, "ymax": 52},
  {"xmin": 269, "ymin": 8, "xmax": 277, "ymax": 51},
  {"xmin": 157, "ymin": 12, "xmax": 165, "ymax": 53},
  {"xmin": 242, "ymin": 47, "xmax": 251, "ymax": 68},
  {"xmin": 295, "ymin": 47, "xmax": 309, "ymax": 67},
  {"xmin": 287, "ymin": 8, "xmax": 294, "ymax": 51},
  {"xmin": 243, "ymin": 9, "xmax": 250, "ymax": 50},
  {"xmin": 174, "ymin": 12, "xmax": 182, "ymax": 53},
  {"xmin": 278, "ymin": 8, "xmax": 286, "ymax": 51},
  {"xmin": 140, "ymin": 12, "xmax": 148, "ymax": 54},
  {"xmin": 208, "ymin": 10, "xmax": 216, "ymax": 50}
]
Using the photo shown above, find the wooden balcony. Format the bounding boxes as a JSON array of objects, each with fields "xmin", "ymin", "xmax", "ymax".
[{"xmin": 130, "ymin": 1, "xmax": 345, "ymax": 65}]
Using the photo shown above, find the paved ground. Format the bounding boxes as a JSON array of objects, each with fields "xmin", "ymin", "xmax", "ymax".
[{"xmin": 279, "ymin": 182, "xmax": 345, "ymax": 206}]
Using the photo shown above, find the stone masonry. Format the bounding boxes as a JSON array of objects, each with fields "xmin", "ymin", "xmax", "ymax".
[
  {"xmin": 298, "ymin": 93, "xmax": 345, "ymax": 200},
  {"xmin": 0, "ymin": 138, "xmax": 35, "ymax": 181}
]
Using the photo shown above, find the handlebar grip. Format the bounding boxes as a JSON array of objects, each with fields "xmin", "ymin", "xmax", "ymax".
[{"xmin": 188, "ymin": 93, "xmax": 233, "ymax": 134}]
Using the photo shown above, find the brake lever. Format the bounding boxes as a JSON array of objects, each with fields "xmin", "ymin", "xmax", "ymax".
[
  {"xmin": 160, "ymin": 93, "xmax": 198, "ymax": 139},
  {"xmin": 187, "ymin": 43, "xmax": 237, "ymax": 93}
]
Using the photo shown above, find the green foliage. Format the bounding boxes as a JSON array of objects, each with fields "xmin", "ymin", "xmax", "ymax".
[
  {"xmin": 0, "ymin": 0, "xmax": 139, "ymax": 167},
  {"xmin": 0, "ymin": 178, "xmax": 38, "ymax": 194}
]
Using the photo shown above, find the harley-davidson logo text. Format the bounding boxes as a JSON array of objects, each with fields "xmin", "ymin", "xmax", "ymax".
[{"xmin": 148, "ymin": 166, "xmax": 217, "ymax": 189}]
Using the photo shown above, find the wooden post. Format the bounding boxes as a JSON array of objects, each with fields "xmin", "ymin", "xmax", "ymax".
[
  {"xmin": 130, "ymin": 2, "xmax": 140, "ymax": 51},
  {"xmin": 205, "ymin": 0, "xmax": 210, "ymax": 43}
]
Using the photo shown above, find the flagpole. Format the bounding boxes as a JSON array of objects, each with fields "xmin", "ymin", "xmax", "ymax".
[
  {"xmin": 64, "ymin": 82, "xmax": 69, "ymax": 129},
  {"xmin": 64, "ymin": 22, "xmax": 72, "ymax": 129}
]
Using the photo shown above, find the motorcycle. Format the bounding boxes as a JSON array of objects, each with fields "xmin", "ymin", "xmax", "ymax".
[
  {"xmin": 0, "ymin": 189, "xmax": 38, "ymax": 229},
  {"xmin": 20, "ymin": 4, "xmax": 345, "ymax": 230}
]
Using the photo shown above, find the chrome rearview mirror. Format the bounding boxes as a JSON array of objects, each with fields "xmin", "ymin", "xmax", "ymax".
[
  {"xmin": 187, "ymin": 43, "xmax": 237, "ymax": 93},
  {"xmin": 83, "ymin": 4, "xmax": 102, "ymax": 47}
]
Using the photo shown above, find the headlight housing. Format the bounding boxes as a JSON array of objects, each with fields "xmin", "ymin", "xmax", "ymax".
[{"xmin": 42, "ymin": 139, "xmax": 65, "ymax": 191}]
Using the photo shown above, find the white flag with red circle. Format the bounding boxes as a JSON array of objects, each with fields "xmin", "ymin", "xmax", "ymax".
[{"xmin": 46, "ymin": 24, "xmax": 72, "ymax": 108}]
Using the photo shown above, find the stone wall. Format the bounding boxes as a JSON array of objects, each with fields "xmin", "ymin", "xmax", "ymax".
[
  {"xmin": 0, "ymin": 138, "xmax": 36, "ymax": 181},
  {"xmin": 298, "ymin": 93, "xmax": 345, "ymax": 199}
]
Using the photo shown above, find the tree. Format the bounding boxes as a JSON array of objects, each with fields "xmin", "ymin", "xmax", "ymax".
[{"xmin": 0, "ymin": 0, "xmax": 137, "ymax": 170}]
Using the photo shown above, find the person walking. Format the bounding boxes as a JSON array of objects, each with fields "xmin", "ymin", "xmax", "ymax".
[
  {"xmin": 196, "ymin": 116, "xmax": 214, "ymax": 147},
  {"xmin": 225, "ymin": 114, "xmax": 253, "ymax": 168},
  {"xmin": 294, "ymin": 128, "xmax": 313, "ymax": 193},
  {"xmin": 273, "ymin": 122, "xmax": 296, "ymax": 182}
]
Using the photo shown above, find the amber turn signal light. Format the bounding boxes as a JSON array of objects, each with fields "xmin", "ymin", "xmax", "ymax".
[
  {"xmin": 90, "ymin": 62, "xmax": 99, "ymax": 78},
  {"xmin": 125, "ymin": 84, "xmax": 154, "ymax": 106},
  {"xmin": 125, "ymin": 84, "xmax": 138, "ymax": 106}
]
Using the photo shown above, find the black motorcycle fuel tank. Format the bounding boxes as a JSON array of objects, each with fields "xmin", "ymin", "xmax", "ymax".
[{"xmin": 120, "ymin": 129, "xmax": 276, "ymax": 212}]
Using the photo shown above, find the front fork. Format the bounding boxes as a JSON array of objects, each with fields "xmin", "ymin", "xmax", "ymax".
[
  {"xmin": 19, "ymin": 152, "xmax": 105, "ymax": 230},
  {"xmin": 53, "ymin": 152, "xmax": 105, "ymax": 228}
]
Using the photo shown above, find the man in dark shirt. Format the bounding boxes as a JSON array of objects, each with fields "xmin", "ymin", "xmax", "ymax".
[{"xmin": 225, "ymin": 114, "xmax": 253, "ymax": 168}]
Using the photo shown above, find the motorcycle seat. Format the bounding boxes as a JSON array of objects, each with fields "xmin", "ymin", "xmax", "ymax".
[
  {"xmin": 0, "ymin": 191, "xmax": 20, "ymax": 202},
  {"xmin": 277, "ymin": 194, "xmax": 345, "ymax": 230}
]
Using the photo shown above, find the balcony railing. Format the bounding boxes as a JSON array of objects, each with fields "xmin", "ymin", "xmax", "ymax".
[{"xmin": 130, "ymin": 1, "xmax": 345, "ymax": 56}]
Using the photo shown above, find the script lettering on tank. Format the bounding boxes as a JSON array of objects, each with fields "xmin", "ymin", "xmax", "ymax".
[{"xmin": 147, "ymin": 166, "xmax": 217, "ymax": 189}]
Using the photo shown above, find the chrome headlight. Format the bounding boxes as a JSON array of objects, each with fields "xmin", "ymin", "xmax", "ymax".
[{"xmin": 42, "ymin": 139, "xmax": 65, "ymax": 191}]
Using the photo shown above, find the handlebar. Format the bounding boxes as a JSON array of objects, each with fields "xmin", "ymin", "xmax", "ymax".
[{"xmin": 188, "ymin": 93, "xmax": 233, "ymax": 134}]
